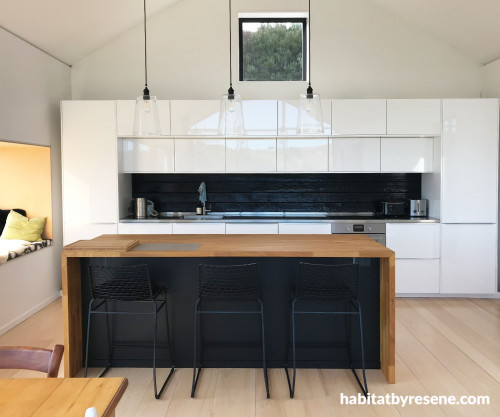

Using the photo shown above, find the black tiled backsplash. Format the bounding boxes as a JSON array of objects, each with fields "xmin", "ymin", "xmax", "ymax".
[{"xmin": 132, "ymin": 173, "xmax": 421, "ymax": 213}]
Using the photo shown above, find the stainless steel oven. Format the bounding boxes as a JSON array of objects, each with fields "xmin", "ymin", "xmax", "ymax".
[{"xmin": 331, "ymin": 222, "xmax": 386, "ymax": 246}]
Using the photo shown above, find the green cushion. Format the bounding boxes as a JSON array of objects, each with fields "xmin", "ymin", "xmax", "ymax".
[{"xmin": 0, "ymin": 210, "xmax": 46, "ymax": 242}]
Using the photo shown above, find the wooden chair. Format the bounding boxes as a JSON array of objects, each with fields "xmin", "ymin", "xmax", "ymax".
[{"xmin": 0, "ymin": 345, "xmax": 64, "ymax": 377}]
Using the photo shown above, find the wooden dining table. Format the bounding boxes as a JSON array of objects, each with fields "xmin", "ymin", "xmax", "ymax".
[{"xmin": 0, "ymin": 377, "xmax": 127, "ymax": 417}]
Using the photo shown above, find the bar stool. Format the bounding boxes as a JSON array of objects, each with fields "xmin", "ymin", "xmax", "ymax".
[
  {"xmin": 191, "ymin": 263, "xmax": 270, "ymax": 398},
  {"xmin": 285, "ymin": 262, "xmax": 368, "ymax": 398},
  {"xmin": 84, "ymin": 263, "xmax": 175, "ymax": 399}
]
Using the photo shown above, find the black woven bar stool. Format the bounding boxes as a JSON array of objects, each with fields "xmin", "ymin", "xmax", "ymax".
[
  {"xmin": 284, "ymin": 262, "xmax": 368, "ymax": 398},
  {"xmin": 84, "ymin": 263, "xmax": 175, "ymax": 399},
  {"xmin": 191, "ymin": 263, "xmax": 270, "ymax": 398}
]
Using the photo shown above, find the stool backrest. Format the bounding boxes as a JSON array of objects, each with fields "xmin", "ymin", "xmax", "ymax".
[
  {"xmin": 88, "ymin": 264, "xmax": 154, "ymax": 301},
  {"xmin": 296, "ymin": 262, "xmax": 360, "ymax": 300},
  {"xmin": 0, "ymin": 345, "xmax": 64, "ymax": 377},
  {"xmin": 199, "ymin": 263, "xmax": 260, "ymax": 300}
]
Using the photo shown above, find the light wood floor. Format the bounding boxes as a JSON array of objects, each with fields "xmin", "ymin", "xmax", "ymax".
[{"xmin": 0, "ymin": 298, "xmax": 498, "ymax": 417}]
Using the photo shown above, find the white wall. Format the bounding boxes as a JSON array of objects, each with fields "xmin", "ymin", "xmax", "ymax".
[
  {"xmin": 72, "ymin": 0, "xmax": 482, "ymax": 100},
  {"xmin": 0, "ymin": 27, "xmax": 71, "ymax": 333},
  {"xmin": 482, "ymin": 59, "xmax": 500, "ymax": 98}
]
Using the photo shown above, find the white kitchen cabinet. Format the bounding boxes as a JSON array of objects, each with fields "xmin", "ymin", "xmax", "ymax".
[
  {"xmin": 277, "ymin": 138, "xmax": 329, "ymax": 172},
  {"xmin": 118, "ymin": 223, "xmax": 173, "ymax": 234},
  {"xmin": 226, "ymin": 138, "xmax": 276, "ymax": 172},
  {"xmin": 122, "ymin": 138, "xmax": 174, "ymax": 173},
  {"xmin": 278, "ymin": 223, "xmax": 331, "ymax": 234},
  {"xmin": 170, "ymin": 100, "xmax": 220, "ymax": 136},
  {"xmin": 226, "ymin": 223, "xmax": 278, "ymax": 234},
  {"xmin": 172, "ymin": 223, "xmax": 226, "ymax": 234},
  {"xmin": 278, "ymin": 100, "xmax": 331, "ymax": 136},
  {"xmin": 61, "ymin": 101, "xmax": 118, "ymax": 224},
  {"xmin": 116, "ymin": 100, "xmax": 170, "ymax": 136},
  {"xmin": 174, "ymin": 138, "xmax": 225, "ymax": 172},
  {"xmin": 381, "ymin": 138, "xmax": 433, "ymax": 172},
  {"xmin": 441, "ymin": 99, "xmax": 499, "ymax": 223},
  {"xmin": 441, "ymin": 224, "xmax": 497, "ymax": 294},
  {"xmin": 395, "ymin": 259, "xmax": 440, "ymax": 294},
  {"xmin": 386, "ymin": 223, "xmax": 440, "ymax": 259},
  {"xmin": 63, "ymin": 223, "xmax": 117, "ymax": 246},
  {"xmin": 329, "ymin": 138, "xmax": 380, "ymax": 172},
  {"xmin": 387, "ymin": 99, "xmax": 441, "ymax": 135},
  {"xmin": 242, "ymin": 100, "xmax": 278, "ymax": 136},
  {"xmin": 332, "ymin": 99, "xmax": 386, "ymax": 135}
]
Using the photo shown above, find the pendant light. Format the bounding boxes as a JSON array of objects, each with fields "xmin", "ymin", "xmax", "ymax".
[
  {"xmin": 297, "ymin": 0, "xmax": 323, "ymax": 135},
  {"xmin": 133, "ymin": 0, "xmax": 161, "ymax": 136},
  {"xmin": 218, "ymin": 0, "xmax": 245, "ymax": 136}
]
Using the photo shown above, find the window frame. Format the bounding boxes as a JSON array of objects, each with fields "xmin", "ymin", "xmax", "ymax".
[{"xmin": 238, "ymin": 17, "xmax": 307, "ymax": 82}]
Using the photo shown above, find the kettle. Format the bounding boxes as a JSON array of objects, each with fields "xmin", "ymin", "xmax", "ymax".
[{"xmin": 130, "ymin": 198, "xmax": 157, "ymax": 218}]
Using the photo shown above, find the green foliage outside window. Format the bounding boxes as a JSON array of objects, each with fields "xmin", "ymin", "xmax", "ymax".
[{"xmin": 241, "ymin": 23, "xmax": 304, "ymax": 81}]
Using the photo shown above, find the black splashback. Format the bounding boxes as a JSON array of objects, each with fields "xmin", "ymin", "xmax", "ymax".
[{"xmin": 132, "ymin": 173, "xmax": 421, "ymax": 213}]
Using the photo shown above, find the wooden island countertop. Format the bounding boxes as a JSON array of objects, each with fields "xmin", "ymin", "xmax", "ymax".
[{"xmin": 62, "ymin": 234, "xmax": 395, "ymax": 383}]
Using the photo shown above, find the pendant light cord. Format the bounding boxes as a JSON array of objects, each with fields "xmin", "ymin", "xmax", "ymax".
[
  {"xmin": 308, "ymin": 0, "xmax": 312, "ymax": 89},
  {"xmin": 143, "ymin": 0, "xmax": 150, "ymax": 97},
  {"xmin": 228, "ymin": 0, "xmax": 234, "ymax": 94}
]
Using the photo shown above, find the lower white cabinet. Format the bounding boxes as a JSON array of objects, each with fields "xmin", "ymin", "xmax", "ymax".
[
  {"xmin": 172, "ymin": 223, "xmax": 226, "ymax": 234},
  {"xmin": 118, "ymin": 223, "xmax": 173, "ymax": 234},
  {"xmin": 277, "ymin": 138, "xmax": 329, "ymax": 172},
  {"xmin": 174, "ymin": 138, "xmax": 225, "ymax": 172},
  {"xmin": 396, "ymin": 259, "xmax": 440, "ymax": 294},
  {"xmin": 386, "ymin": 223, "xmax": 440, "ymax": 259},
  {"xmin": 329, "ymin": 137, "xmax": 380, "ymax": 172},
  {"xmin": 226, "ymin": 223, "xmax": 278, "ymax": 234},
  {"xmin": 122, "ymin": 138, "xmax": 174, "ymax": 173},
  {"xmin": 381, "ymin": 138, "xmax": 433, "ymax": 173},
  {"xmin": 63, "ymin": 223, "xmax": 117, "ymax": 246},
  {"xmin": 441, "ymin": 224, "xmax": 497, "ymax": 294},
  {"xmin": 226, "ymin": 138, "xmax": 276, "ymax": 172},
  {"xmin": 278, "ymin": 223, "xmax": 331, "ymax": 234}
]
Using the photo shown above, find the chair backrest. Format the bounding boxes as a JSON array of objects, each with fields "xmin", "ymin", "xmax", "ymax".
[
  {"xmin": 199, "ymin": 263, "xmax": 260, "ymax": 300},
  {"xmin": 88, "ymin": 264, "xmax": 154, "ymax": 301},
  {"xmin": 296, "ymin": 262, "xmax": 360, "ymax": 300},
  {"xmin": 0, "ymin": 345, "xmax": 64, "ymax": 377}
]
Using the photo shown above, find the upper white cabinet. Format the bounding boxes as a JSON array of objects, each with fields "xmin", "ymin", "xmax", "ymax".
[
  {"xmin": 386, "ymin": 223, "xmax": 440, "ymax": 259},
  {"xmin": 332, "ymin": 99, "xmax": 386, "ymax": 135},
  {"xmin": 242, "ymin": 100, "xmax": 277, "ymax": 136},
  {"xmin": 170, "ymin": 100, "xmax": 220, "ymax": 136},
  {"xmin": 226, "ymin": 138, "xmax": 276, "ymax": 172},
  {"xmin": 278, "ymin": 100, "xmax": 331, "ymax": 136},
  {"xmin": 387, "ymin": 99, "xmax": 441, "ymax": 135},
  {"xmin": 174, "ymin": 138, "xmax": 225, "ymax": 172},
  {"xmin": 61, "ymin": 101, "xmax": 118, "ymax": 224},
  {"xmin": 277, "ymin": 138, "xmax": 329, "ymax": 172},
  {"xmin": 329, "ymin": 137, "xmax": 381, "ymax": 172},
  {"xmin": 441, "ymin": 99, "xmax": 499, "ymax": 223},
  {"xmin": 381, "ymin": 137, "xmax": 433, "ymax": 172},
  {"xmin": 441, "ymin": 224, "xmax": 497, "ymax": 294},
  {"xmin": 116, "ymin": 100, "xmax": 170, "ymax": 136},
  {"xmin": 122, "ymin": 138, "xmax": 175, "ymax": 173}
]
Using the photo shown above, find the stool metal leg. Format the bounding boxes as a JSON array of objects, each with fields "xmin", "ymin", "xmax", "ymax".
[
  {"xmin": 284, "ymin": 299, "xmax": 297, "ymax": 398},
  {"xmin": 84, "ymin": 298, "xmax": 94, "ymax": 377},
  {"xmin": 357, "ymin": 305, "xmax": 369, "ymax": 396},
  {"xmin": 191, "ymin": 299, "xmax": 202, "ymax": 398},
  {"xmin": 258, "ymin": 299, "xmax": 270, "ymax": 399},
  {"xmin": 153, "ymin": 299, "xmax": 175, "ymax": 399}
]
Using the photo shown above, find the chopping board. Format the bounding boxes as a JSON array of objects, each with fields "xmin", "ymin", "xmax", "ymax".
[{"xmin": 64, "ymin": 239, "xmax": 139, "ymax": 251}]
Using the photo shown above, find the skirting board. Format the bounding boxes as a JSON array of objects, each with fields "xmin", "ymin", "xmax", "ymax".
[
  {"xmin": 0, "ymin": 292, "xmax": 61, "ymax": 336},
  {"xmin": 396, "ymin": 293, "xmax": 500, "ymax": 298}
]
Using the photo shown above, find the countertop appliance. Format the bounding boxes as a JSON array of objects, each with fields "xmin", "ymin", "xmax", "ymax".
[
  {"xmin": 380, "ymin": 201, "xmax": 407, "ymax": 217},
  {"xmin": 332, "ymin": 222, "xmax": 386, "ymax": 246},
  {"xmin": 410, "ymin": 199, "xmax": 427, "ymax": 217}
]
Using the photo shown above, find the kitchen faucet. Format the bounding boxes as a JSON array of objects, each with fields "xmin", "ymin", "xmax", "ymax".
[{"xmin": 198, "ymin": 182, "xmax": 211, "ymax": 215}]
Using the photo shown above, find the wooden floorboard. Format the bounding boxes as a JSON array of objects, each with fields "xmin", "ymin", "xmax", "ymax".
[{"xmin": 0, "ymin": 297, "xmax": 498, "ymax": 416}]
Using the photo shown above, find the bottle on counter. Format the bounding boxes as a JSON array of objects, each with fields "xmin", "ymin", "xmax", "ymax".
[{"xmin": 196, "ymin": 201, "xmax": 203, "ymax": 215}]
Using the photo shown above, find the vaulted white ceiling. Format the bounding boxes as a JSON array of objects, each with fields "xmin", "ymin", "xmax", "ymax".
[
  {"xmin": 0, "ymin": 0, "xmax": 179, "ymax": 66},
  {"xmin": 369, "ymin": 0, "xmax": 500, "ymax": 65},
  {"xmin": 0, "ymin": 0, "xmax": 499, "ymax": 66}
]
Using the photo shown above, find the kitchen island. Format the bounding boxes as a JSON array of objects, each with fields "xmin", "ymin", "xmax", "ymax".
[{"xmin": 62, "ymin": 234, "xmax": 395, "ymax": 383}]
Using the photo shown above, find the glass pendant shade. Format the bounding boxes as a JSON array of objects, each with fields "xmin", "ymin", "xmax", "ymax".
[
  {"xmin": 133, "ymin": 95, "xmax": 161, "ymax": 135},
  {"xmin": 297, "ymin": 91, "xmax": 323, "ymax": 135},
  {"xmin": 218, "ymin": 93, "xmax": 245, "ymax": 135}
]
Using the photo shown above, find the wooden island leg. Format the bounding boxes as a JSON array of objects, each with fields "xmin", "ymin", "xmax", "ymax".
[
  {"xmin": 380, "ymin": 254, "xmax": 395, "ymax": 383},
  {"xmin": 62, "ymin": 255, "xmax": 83, "ymax": 377}
]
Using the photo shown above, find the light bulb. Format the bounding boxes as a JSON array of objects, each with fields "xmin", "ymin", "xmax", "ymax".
[
  {"xmin": 143, "ymin": 99, "xmax": 151, "ymax": 113},
  {"xmin": 305, "ymin": 99, "xmax": 313, "ymax": 112},
  {"xmin": 228, "ymin": 99, "xmax": 236, "ymax": 112}
]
